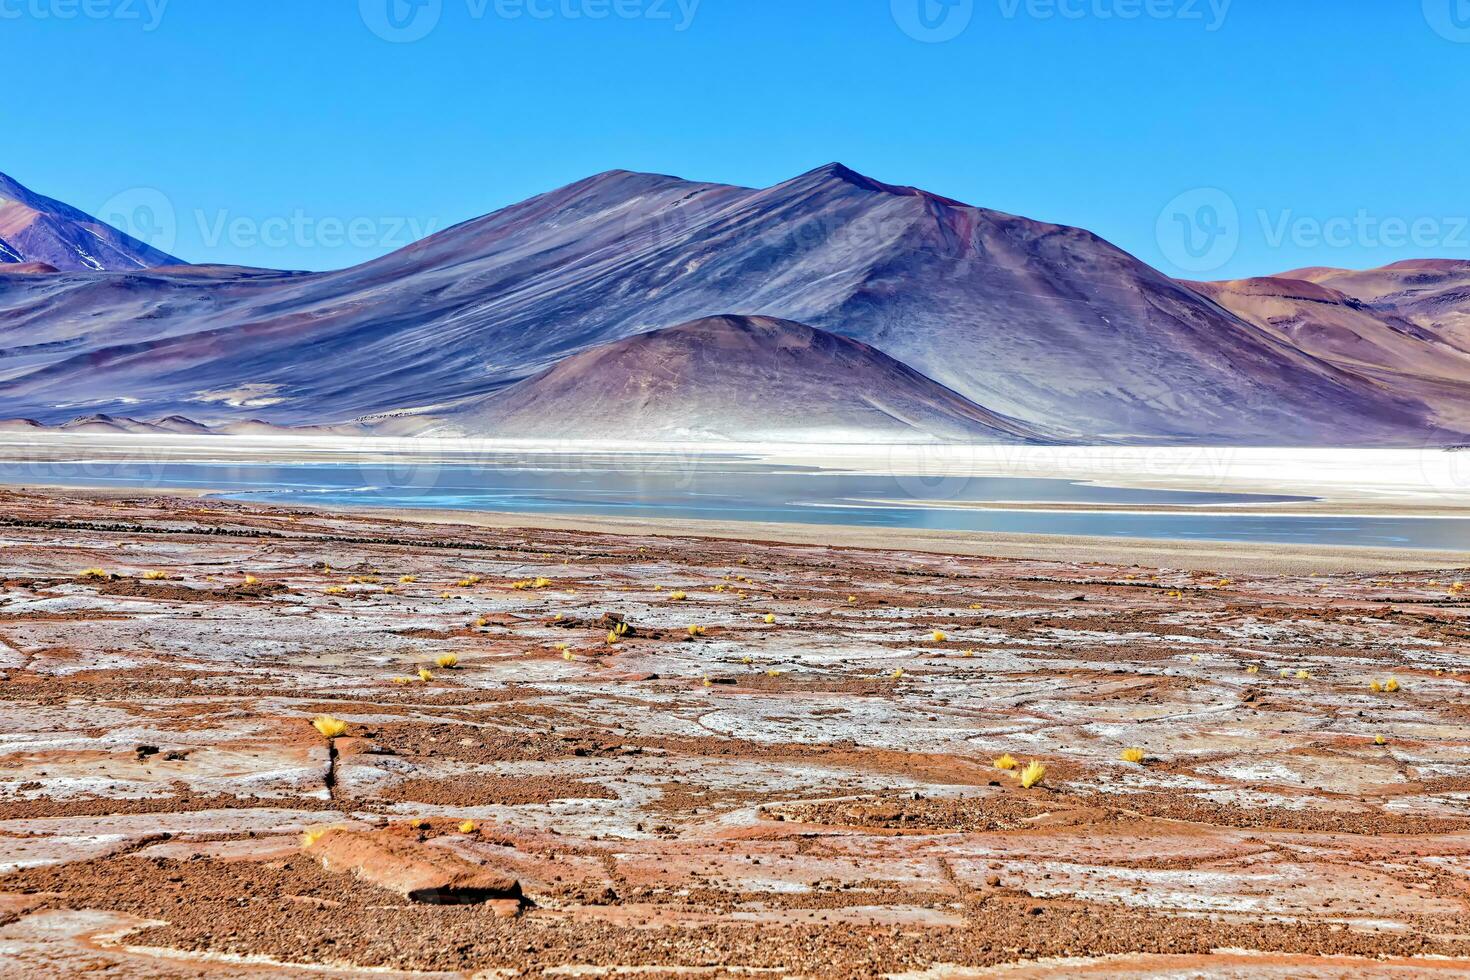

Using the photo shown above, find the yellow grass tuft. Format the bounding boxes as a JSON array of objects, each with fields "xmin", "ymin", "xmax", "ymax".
[
  {"xmin": 763, "ymin": 613, "xmax": 775, "ymax": 624},
  {"xmin": 391, "ymin": 676, "xmax": 415, "ymax": 685},
  {"xmin": 668, "ymin": 591, "xmax": 688, "ymax": 601},
  {"xmin": 994, "ymin": 754, "xmax": 1019, "ymax": 771},
  {"xmin": 1019, "ymin": 761, "xmax": 1047, "ymax": 789},
  {"xmin": 399, "ymin": 575, "xmax": 417, "ymax": 584},
  {"xmin": 244, "ymin": 575, "xmax": 260, "ymax": 586},
  {"xmin": 1370, "ymin": 680, "xmax": 1383, "ymax": 692},
  {"xmin": 1384, "ymin": 676, "xmax": 1400, "ymax": 693},
  {"xmin": 1120, "ymin": 747, "xmax": 1146, "ymax": 764},
  {"xmin": 459, "ymin": 820, "xmax": 478, "ymax": 834},
  {"xmin": 436, "ymin": 654, "xmax": 460, "ymax": 669},
  {"xmin": 892, "ymin": 668, "xmax": 905, "ymax": 679},
  {"xmin": 418, "ymin": 668, "xmax": 433, "ymax": 682},
  {"xmin": 1375, "ymin": 734, "xmax": 1387, "ymax": 745},
  {"xmin": 1296, "ymin": 669, "xmax": 1311, "ymax": 680},
  {"xmin": 1246, "ymin": 665, "xmax": 1260, "ymax": 674},
  {"xmin": 312, "ymin": 715, "xmax": 348, "ymax": 739},
  {"xmin": 301, "ymin": 826, "xmax": 333, "ymax": 849},
  {"xmin": 931, "ymin": 630, "xmax": 947, "ymax": 643},
  {"xmin": 457, "ymin": 575, "xmax": 482, "ymax": 588},
  {"xmin": 143, "ymin": 570, "xmax": 169, "ymax": 580},
  {"xmin": 325, "ymin": 585, "xmax": 346, "ymax": 595},
  {"xmin": 687, "ymin": 625, "xmax": 707, "ymax": 637},
  {"xmin": 80, "ymin": 568, "xmax": 110, "ymax": 580},
  {"xmin": 563, "ymin": 651, "xmax": 576, "ymax": 661},
  {"xmin": 1279, "ymin": 668, "xmax": 1291, "ymax": 678}
]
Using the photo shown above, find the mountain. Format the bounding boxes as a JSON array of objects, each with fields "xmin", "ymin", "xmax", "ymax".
[
  {"xmin": 1276, "ymin": 261, "xmax": 1470, "ymax": 351},
  {"xmin": 383, "ymin": 314, "xmax": 1048, "ymax": 443},
  {"xmin": 0, "ymin": 163, "xmax": 1460, "ymax": 444},
  {"xmin": 1191, "ymin": 262, "xmax": 1470, "ymax": 434},
  {"xmin": 0, "ymin": 170, "xmax": 184, "ymax": 272}
]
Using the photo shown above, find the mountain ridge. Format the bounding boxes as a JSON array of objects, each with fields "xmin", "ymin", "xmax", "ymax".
[{"xmin": 0, "ymin": 163, "xmax": 1465, "ymax": 445}]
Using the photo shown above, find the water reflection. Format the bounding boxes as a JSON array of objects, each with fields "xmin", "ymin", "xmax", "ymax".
[{"xmin": 0, "ymin": 456, "xmax": 1465, "ymax": 550}]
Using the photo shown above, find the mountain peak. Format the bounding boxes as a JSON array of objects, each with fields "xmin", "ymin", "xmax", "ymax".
[
  {"xmin": 0, "ymin": 169, "xmax": 184, "ymax": 272},
  {"xmin": 791, "ymin": 162, "xmax": 973, "ymax": 208}
]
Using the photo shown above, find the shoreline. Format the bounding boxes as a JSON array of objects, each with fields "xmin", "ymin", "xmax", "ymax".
[
  {"xmin": 10, "ymin": 484, "xmax": 1470, "ymax": 575},
  {"xmin": 5, "ymin": 435, "xmax": 1470, "ymax": 574},
  {"xmin": 1, "ymin": 433, "xmax": 1468, "ymax": 499}
]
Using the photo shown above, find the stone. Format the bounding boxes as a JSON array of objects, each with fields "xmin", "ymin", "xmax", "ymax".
[{"xmin": 308, "ymin": 829, "xmax": 522, "ymax": 905}]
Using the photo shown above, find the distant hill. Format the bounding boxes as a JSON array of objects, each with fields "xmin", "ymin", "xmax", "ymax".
[{"xmin": 389, "ymin": 314, "xmax": 1049, "ymax": 443}]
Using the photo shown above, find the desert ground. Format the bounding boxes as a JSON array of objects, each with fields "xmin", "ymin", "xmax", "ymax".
[{"xmin": 1, "ymin": 487, "xmax": 1470, "ymax": 977}]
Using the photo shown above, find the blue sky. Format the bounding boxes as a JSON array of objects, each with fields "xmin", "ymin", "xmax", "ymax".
[{"xmin": 5, "ymin": 0, "xmax": 1467, "ymax": 277}]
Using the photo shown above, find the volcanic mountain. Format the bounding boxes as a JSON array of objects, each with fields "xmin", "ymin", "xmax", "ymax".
[
  {"xmin": 1191, "ymin": 260, "xmax": 1470, "ymax": 434},
  {"xmin": 384, "ymin": 315, "xmax": 1048, "ymax": 443},
  {"xmin": 0, "ymin": 170, "xmax": 183, "ymax": 272},
  {"xmin": 0, "ymin": 164, "xmax": 1464, "ymax": 444}
]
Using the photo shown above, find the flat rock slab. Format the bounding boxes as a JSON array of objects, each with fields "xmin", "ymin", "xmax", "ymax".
[{"xmin": 308, "ymin": 828, "xmax": 522, "ymax": 905}]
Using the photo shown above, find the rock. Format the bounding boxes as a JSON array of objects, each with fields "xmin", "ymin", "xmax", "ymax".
[
  {"xmin": 333, "ymin": 737, "xmax": 388, "ymax": 758},
  {"xmin": 308, "ymin": 829, "xmax": 522, "ymax": 905}
]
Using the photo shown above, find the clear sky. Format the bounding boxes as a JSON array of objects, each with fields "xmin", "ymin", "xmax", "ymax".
[{"xmin": 5, "ymin": 0, "xmax": 1467, "ymax": 277}]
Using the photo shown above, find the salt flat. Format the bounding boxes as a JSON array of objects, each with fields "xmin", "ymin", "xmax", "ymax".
[{"xmin": 0, "ymin": 487, "xmax": 1467, "ymax": 976}]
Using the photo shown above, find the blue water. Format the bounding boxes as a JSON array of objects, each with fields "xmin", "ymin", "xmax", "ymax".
[{"xmin": 0, "ymin": 454, "xmax": 1466, "ymax": 550}]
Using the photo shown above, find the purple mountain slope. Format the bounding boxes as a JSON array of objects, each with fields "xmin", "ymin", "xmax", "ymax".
[
  {"xmin": 0, "ymin": 164, "xmax": 1453, "ymax": 444},
  {"xmin": 377, "ymin": 315, "xmax": 1049, "ymax": 443},
  {"xmin": 0, "ymin": 171, "xmax": 183, "ymax": 272}
]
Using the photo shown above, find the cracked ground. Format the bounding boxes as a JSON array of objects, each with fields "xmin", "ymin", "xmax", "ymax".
[{"xmin": 0, "ymin": 488, "xmax": 1468, "ymax": 978}]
